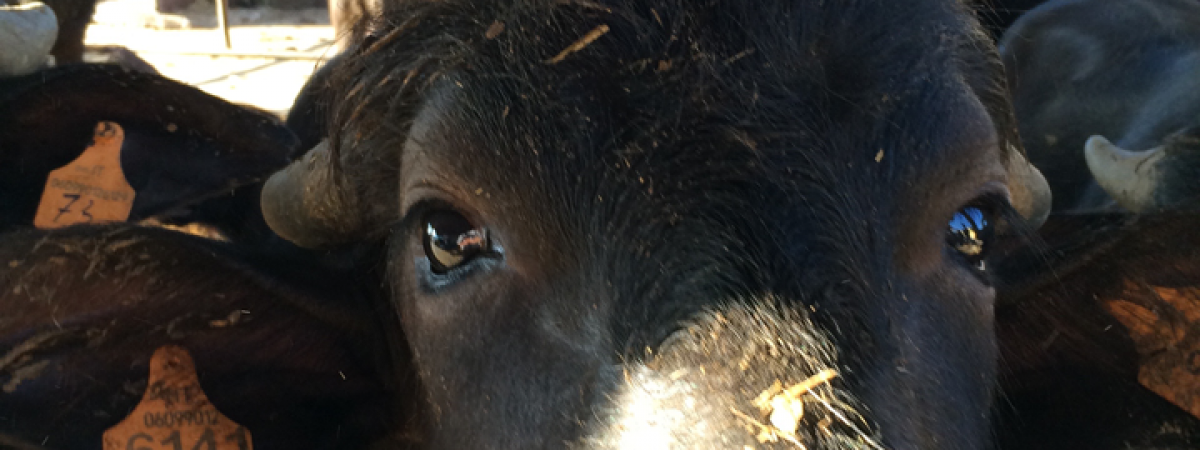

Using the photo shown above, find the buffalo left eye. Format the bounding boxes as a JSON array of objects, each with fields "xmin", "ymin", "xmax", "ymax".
[
  {"xmin": 423, "ymin": 211, "xmax": 489, "ymax": 274},
  {"xmin": 947, "ymin": 206, "xmax": 993, "ymax": 271}
]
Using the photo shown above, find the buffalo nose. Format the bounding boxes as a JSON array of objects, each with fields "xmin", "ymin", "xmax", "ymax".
[{"xmin": 578, "ymin": 300, "xmax": 884, "ymax": 450}]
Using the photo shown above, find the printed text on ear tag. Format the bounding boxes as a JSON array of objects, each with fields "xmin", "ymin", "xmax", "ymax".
[
  {"xmin": 33, "ymin": 121, "xmax": 136, "ymax": 229},
  {"xmin": 102, "ymin": 345, "xmax": 253, "ymax": 450}
]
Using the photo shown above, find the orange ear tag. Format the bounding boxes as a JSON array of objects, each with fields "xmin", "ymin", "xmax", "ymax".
[
  {"xmin": 33, "ymin": 121, "xmax": 136, "ymax": 229},
  {"xmin": 1105, "ymin": 288, "xmax": 1200, "ymax": 419},
  {"xmin": 102, "ymin": 346, "xmax": 253, "ymax": 450}
]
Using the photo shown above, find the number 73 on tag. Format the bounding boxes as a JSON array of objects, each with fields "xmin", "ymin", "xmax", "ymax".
[{"xmin": 33, "ymin": 121, "xmax": 137, "ymax": 229}]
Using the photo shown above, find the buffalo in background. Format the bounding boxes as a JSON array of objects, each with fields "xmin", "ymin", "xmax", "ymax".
[
  {"xmin": 1002, "ymin": 0, "xmax": 1200, "ymax": 213},
  {"xmin": 994, "ymin": 0, "xmax": 1200, "ymax": 447},
  {"xmin": 0, "ymin": 11, "xmax": 398, "ymax": 446}
]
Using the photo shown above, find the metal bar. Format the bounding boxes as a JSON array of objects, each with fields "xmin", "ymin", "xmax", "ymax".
[
  {"xmin": 118, "ymin": 48, "xmax": 331, "ymax": 60},
  {"xmin": 216, "ymin": 0, "xmax": 232, "ymax": 49}
]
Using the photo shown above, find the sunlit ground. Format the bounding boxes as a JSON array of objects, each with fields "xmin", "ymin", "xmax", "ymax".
[{"xmin": 84, "ymin": 0, "xmax": 339, "ymax": 116}]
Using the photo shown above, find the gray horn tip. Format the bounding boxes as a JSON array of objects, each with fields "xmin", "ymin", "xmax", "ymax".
[
  {"xmin": 0, "ymin": 2, "xmax": 58, "ymax": 77},
  {"xmin": 1007, "ymin": 146, "xmax": 1052, "ymax": 228},
  {"xmin": 260, "ymin": 141, "xmax": 361, "ymax": 248},
  {"xmin": 1084, "ymin": 134, "xmax": 1165, "ymax": 213}
]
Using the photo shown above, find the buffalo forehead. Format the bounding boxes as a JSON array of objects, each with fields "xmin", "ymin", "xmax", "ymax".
[
  {"xmin": 396, "ymin": 52, "xmax": 1002, "ymax": 253},
  {"xmin": 402, "ymin": 78, "xmax": 999, "ymax": 196}
]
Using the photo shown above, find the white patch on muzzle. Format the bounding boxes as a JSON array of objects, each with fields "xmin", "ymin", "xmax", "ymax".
[{"xmin": 576, "ymin": 301, "xmax": 884, "ymax": 450}]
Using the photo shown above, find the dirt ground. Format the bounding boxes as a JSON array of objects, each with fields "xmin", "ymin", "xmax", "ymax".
[{"xmin": 84, "ymin": 0, "xmax": 339, "ymax": 116}]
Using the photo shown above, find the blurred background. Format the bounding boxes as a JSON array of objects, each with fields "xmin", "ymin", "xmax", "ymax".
[{"xmin": 83, "ymin": 0, "xmax": 337, "ymax": 117}]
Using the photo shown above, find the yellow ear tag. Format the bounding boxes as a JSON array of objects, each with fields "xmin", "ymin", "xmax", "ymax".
[
  {"xmin": 33, "ymin": 121, "xmax": 136, "ymax": 229},
  {"xmin": 102, "ymin": 346, "xmax": 253, "ymax": 450}
]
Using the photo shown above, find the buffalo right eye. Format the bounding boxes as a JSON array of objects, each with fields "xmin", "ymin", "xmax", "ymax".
[{"xmin": 423, "ymin": 211, "xmax": 489, "ymax": 274}]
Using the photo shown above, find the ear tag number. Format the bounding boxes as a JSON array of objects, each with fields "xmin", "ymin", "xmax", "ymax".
[
  {"xmin": 33, "ymin": 121, "xmax": 136, "ymax": 229},
  {"xmin": 102, "ymin": 346, "xmax": 253, "ymax": 450}
]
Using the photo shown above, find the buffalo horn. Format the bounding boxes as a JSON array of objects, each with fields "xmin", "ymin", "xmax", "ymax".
[
  {"xmin": 260, "ymin": 140, "xmax": 363, "ymax": 248},
  {"xmin": 1007, "ymin": 145, "xmax": 1053, "ymax": 228},
  {"xmin": 1084, "ymin": 135, "xmax": 1166, "ymax": 213},
  {"xmin": 0, "ymin": 2, "xmax": 57, "ymax": 77}
]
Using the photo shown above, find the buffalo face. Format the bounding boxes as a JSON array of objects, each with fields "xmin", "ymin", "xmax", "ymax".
[{"xmin": 264, "ymin": 1, "xmax": 1049, "ymax": 448}]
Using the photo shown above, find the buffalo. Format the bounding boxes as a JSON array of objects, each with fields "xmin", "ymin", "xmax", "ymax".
[
  {"xmin": 263, "ymin": 0, "xmax": 1051, "ymax": 448},
  {"xmin": 0, "ymin": 225, "xmax": 398, "ymax": 448},
  {"xmin": 1001, "ymin": 0, "xmax": 1200, "ymax": 212},
  {"xmin": 992, "ymin": 0, "xmax": 1200, "ymax": 446},
  {"xmin": 992, "ymin": 211, "xmax": 1200, "ymax": 449},
  {"xmin": 4, "ymin": 0, "xmax": 1199, "ymax": 449},
  {"xmin": 0, "ymin": 57, "xmax": 401, "ymax": 448},
  {"xmin": 0, "ymin": 64, "xmax": 298, "ymax": 240}
]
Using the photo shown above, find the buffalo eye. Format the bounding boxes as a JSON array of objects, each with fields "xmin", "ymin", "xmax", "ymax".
[
  {"xmin": 423, "ymin": 210, "xmax": 489, "ymax": 274},
  {"xmin": 947, "ymin": 206, "xmax": 993, "ymax": 271}
]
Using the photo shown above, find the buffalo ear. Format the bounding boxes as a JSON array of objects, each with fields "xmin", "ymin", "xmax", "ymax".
[
  {"xmin": 0, "ymin": 65, "xmax": 300, "ymax": 235},
  {"xmin": 993, "ymin": 212, "xmax": 1200, "ymax": 448}
]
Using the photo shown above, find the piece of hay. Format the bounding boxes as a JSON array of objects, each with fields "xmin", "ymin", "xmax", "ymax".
[{"xmin": 545, "ymin": 24, "xmax": 610, "ymax": 64}]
